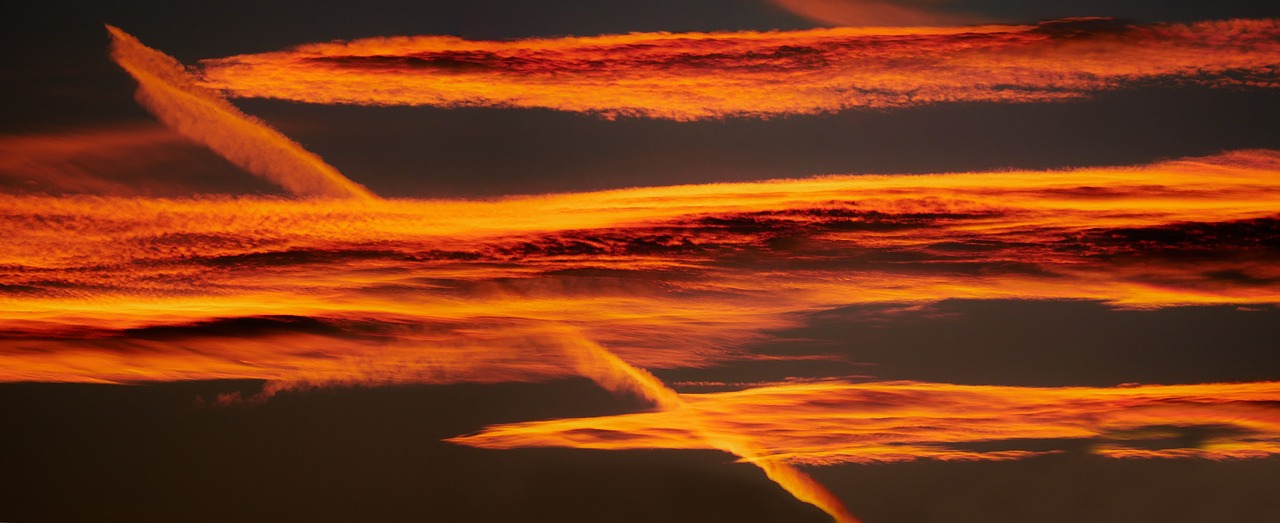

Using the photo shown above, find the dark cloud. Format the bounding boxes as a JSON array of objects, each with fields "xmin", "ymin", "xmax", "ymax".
[
  {"xmin": 1072, "ymin": 217, "xmax": 1280, "ymax": 256},
  {"xmin": 122, "ymin": 315, "xmax": 354, "ymax": 341},
  {"xmin": 192, "ymin": 248, "xmax": 416, "ymax": 269}
]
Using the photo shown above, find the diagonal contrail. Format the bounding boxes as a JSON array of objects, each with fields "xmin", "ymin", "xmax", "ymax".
[
  {"xmin": 528, "ymin": 330, "xmax": 861, "ymax": 523},
  {"xmin": 106, "ymin": 26, "xmax": 376, "ymax": 200}
]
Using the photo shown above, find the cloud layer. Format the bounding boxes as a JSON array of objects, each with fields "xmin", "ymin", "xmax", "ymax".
[
  {"xmin": 194, "ymin": 19, "xmax": 1280, "ymax": 119},
  {"xmin": 2, "ymin": 150, "xmax": 1278, "ymax": 386}
]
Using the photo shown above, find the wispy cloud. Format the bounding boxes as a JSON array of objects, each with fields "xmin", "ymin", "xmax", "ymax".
[
  {"xmin": 192, "ymin": 19, "xmax": 1280, "ymax": 119},
  {"xmin": 0, "ymin": 124, "xmax": 187, "ymax": 195},
  {"xmin": 452, "ymin": 380, "xmax": 1280, "ymax": 463}
]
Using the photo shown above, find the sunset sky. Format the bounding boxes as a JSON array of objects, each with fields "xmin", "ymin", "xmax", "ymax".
[{"xmin": 3, "ymin": 2, "xmax": 1279, "ymax": 522}]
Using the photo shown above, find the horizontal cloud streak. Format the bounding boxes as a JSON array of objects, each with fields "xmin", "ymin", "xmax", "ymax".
[
  {"xmin": 0, "ymin": 124, "xmax": 295, "ymax": 196},
  {"xmin": 195, "ymin": 18, "xmax": 1280, "ymax": 119},
  {"xmin": 1, "ymin": 150, "xmax": 1277, "ymax": 387},
  {"xmin": 0, "ymin": 124, "xmax": 188, "ymax": 195},
  {"xmin": 451, "ymin": 380, "xmax": 1280, "ymax": 464}
]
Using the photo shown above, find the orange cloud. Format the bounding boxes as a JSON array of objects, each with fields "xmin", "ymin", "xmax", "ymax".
[
  {"xmin": 1, "ymin": 150, "xmax": 1277, "ymax": 387},
  {"xmin": 107, "ymin": 26, "xmax": 375, "ymax": 199},
  {"xmin": 193, "ymin": 19, "xmax": 1280, "ymax": 119},
  {"xmin": 450, "ymin": 380, "xmax": 1280, "ymax": 464}
]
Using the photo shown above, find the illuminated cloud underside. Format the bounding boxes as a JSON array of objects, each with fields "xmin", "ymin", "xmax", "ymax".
[{"xmin": 196, "ymin": 18, "xmax": 1280, "ymax": 119}]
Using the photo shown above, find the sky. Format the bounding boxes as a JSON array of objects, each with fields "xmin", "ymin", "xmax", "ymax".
[{"xmin": 2, "ymin": 1, "xmax": 1279, "ymax": 522}]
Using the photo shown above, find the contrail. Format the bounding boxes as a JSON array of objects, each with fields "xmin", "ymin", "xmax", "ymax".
[
  {"xmin": 548, "ymin": 331, "xmax": 861, "ymax": 523},
  {"xmin": 106, "ymin": 26, "xmax": 376, "ymax": 200}
]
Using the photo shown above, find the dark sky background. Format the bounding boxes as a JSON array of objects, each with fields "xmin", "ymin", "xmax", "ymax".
[{"xmin": 3, "ymin": 1, "xmax": 1279, "ymax": 522}]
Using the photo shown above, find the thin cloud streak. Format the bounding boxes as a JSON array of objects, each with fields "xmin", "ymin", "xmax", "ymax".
[
  {"xmin": 194, "ymin": 19, "xmax": 1280, "ymax": 119},
  {"xmin": 451, "ymin": 380, "xmax": 1280, "ymax": 464},
  {"xmin": 0, "ymin": 124, "xmax": 188, "ymax": 195}
]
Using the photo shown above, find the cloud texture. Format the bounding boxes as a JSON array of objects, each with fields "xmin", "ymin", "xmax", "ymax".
[{"xmin": 193, "ymin": 19, "xmax": 1280, "ymax": 119}]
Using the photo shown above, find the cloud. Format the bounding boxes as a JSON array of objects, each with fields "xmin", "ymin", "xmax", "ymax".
[
  {"xmin": 0, "ymin": 124, "xmax": 181, "ymax": 194},
  {"xmin": 106, "ymin": 26, "xmax": 376, "ymax": 199},
  {"xmin": 1, "ymin": 149, "xmax": 1278, "ymax": 387},
  {"xmin": 191, "ymin": 19, "xmax": 1280, "ymax": 119},
  {"xmin": 451, "ymin": 380, "xmax": 1280, "ymax": 464}
]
